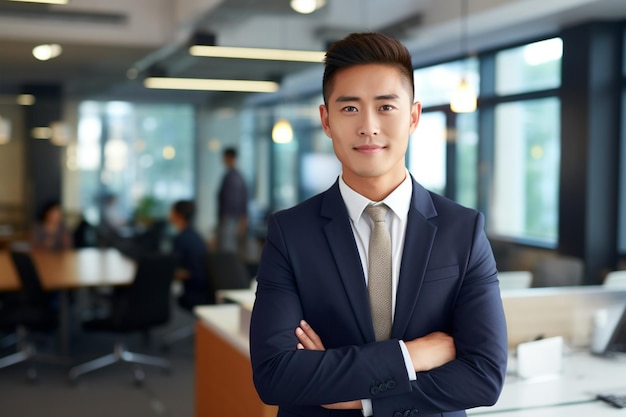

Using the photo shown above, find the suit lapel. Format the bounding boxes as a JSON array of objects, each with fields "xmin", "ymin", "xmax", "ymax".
[
  {"xmin": 392, "ymin": 180, "xmax": 438, "ymax": 338},
  {"xmin": 321, "ymin": 183, "xmax": 375, "ymax": 342}
]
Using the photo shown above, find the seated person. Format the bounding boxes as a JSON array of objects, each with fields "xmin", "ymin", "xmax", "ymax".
[
  {"xmin": 169, "ymin": 200, "xmax": 211, "ymax": 309},
  {"xmin": 31, "ymin": 201, "xmax": 72, "ymax": 251}
]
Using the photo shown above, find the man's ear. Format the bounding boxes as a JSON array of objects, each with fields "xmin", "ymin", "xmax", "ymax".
[
  {"xmin": 319, "ymin": 104, "xmax": 332, "ymax": 138},
  {"xmin": 409, "ymin": 101, "xmax": 421, "ymax": 134}
]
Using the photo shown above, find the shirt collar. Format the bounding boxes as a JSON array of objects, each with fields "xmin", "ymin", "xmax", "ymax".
[{"xmin": 338, "ymin": 170, "xmax": 413, "ymax": 223}]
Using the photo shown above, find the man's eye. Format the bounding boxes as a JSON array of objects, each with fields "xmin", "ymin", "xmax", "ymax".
[
  {"xmin": 380, "ymin": 105, "xmax": 394, "ymax": 111},
  {"xmin": 343, "ymin": 106, "xmax": 358, "ymax": 112}
]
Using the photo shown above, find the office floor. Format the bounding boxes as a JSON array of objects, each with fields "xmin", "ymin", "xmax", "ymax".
[{"xmin": 0, "ymin": 295, "xmax": 197, "ymax": 417}]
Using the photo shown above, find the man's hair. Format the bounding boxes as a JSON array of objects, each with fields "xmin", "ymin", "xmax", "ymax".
[
  {"xmin": 322, "ymin": 32, "xmax": 414, "ymax": 105},
  {"xmin": 223, "ymin": 147, "xmax": 237, "ymax": 159},
  {"xmin": 172, "ymin": 200, "xmax": 196, "ymax": 223}
]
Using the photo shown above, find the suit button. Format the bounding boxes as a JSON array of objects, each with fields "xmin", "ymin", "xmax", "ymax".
[
  {"xmin": 370, "ymin": 386, "xmax": 380, "ymax": 396},
  {"xmin": 386, "ymin": 379, "xmax": 396, "ymax": 390},
  {"xmin": 378, "ymin": 383, "xmax": 387, "ymax": 392},
  {"xmin": 403, "ymin": 410, "xmax": 411, "ymax": 417},
  {"xmin": 393, "ymin": 413, "xmax": 403, "ymax": 417},
  {"xmin": 410, "ymin": 409, "xmax": 419, "ymax": 416}
]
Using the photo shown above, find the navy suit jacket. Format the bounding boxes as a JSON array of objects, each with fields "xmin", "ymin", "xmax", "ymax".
[{"xmin": 250, "ymin": 179, "xmax": 508, "ymax": 417}]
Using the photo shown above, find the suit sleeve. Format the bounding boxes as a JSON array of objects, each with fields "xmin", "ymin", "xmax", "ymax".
[
  {"xmin": 371, "ymin": 212, "xmax": 508, "ymax": 416},
  {"xmin": 250, "ymin": 214, "xmax": 414, "ymax": 406}
]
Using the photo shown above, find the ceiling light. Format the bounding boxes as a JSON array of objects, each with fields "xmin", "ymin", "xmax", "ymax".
[
  {"xmin": 189, "ymin": 45, "xmax": 325, "ymax": 63},
  {"xmin": 16, "ymin": 94, "xmax": 36, "ymax": 106},
  {"xmin": 144, "ymin": 77, "xmax": 279, "ymax": 93},
  {"xmin": 290, "ymin": 0, "xmax": 326, "ymax": 14},
  {"xmin": 32, "ymin": 44, "xmax": 63, "ymax": 61},
  {"xmin": 32, "ymin": 127, "xmax": 52, "ymax": 139},
  {"xmin": 272, "ymin": 119, "xmax": 293, "ymax": 144},
  {"xmin": 450, "ymin": 77, "xmax": 477, "ymax": 113},
  {"xmin": 10, "ymin": 0, "xmax": 69, "ymax": 4}
]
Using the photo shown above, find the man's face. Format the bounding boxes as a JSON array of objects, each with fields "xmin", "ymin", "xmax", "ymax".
[{"xmin": 319, "ymin": 64, "xmax": 420, "ymax": 188}]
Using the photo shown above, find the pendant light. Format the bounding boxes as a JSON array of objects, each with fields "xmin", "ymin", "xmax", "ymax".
[
  {"xmin": 272, "ymin": 118, "xmax": 293, "ymax": 144},
  {"xmin": 450, "ymin": 0, "xmax": 477, "ymax": 113}
]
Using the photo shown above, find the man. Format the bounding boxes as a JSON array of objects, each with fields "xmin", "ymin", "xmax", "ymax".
[
  {"xmin": 169, "ymin": 200, "xmax": 211, "ymax": 307},
  {"xmin": 250, "ymin": 33, "xmax": 507, "ymax": 417},
  {"xmin": 217, "ymin": 147, "xmax": 248, "ymax": 254}
]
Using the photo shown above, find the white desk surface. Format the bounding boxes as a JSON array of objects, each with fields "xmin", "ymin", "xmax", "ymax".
[
  {"xmin": 473, "ymin": 401, "xmax": 626, "ymax": 417},
  {"xmin": 216, "ymin": 288, "xmax": 256, "ymax": 306},
  {"xmin": 194, "ymin": 304, "xmax": 250, "ymax": 357},
  {"xmin": 470, "ymin": 351, "xmax": 626, "ymax": 415}
]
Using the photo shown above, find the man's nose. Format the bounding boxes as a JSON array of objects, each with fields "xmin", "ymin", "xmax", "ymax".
[{"xmin": 358, "ymin": 110, "xmax": 379, "ymax": 136}]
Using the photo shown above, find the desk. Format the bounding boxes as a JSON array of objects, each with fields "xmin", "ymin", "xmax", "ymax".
[
  {"xmin": 195, "ymin": 304, "xmax": 277, "ymax": 417},
  {"xmin": 469, "ymin": 352, "xmax": 626, "ymax": 415},
  {"xmin": 0, "ymin": 251, "xmax": 20, "ymax": 292},
  {"xmin": 31, "ymin": 248, "xmax": 135, "ymax": 290},
  {"xmin": 0, "ymin": 248, "xmax": 136, "ymax": 357},
  {"xmin": 35, "ymin": 248, "xmax": 136, "ymax": 357}
]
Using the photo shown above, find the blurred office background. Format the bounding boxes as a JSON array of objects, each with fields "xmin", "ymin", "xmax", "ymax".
[
  {"xmin": 1, "ymin": 0, "xmax": 625, "ymax": 282},
  {"xmin": 1, "ymin": 1, "xmax": 626, "ymax": 414}
]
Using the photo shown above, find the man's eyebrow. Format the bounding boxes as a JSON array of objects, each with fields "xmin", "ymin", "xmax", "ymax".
[
  {"xmin": 375, "ymin": 94, "xmax": 400, "ymax": 100},
  {"xmin": 335, "ymin": 94, "xmax": 400, "ymax": 103},
  {"xmin": 335, "ymin": 96, "xmax": 360, "ymax": 103}
]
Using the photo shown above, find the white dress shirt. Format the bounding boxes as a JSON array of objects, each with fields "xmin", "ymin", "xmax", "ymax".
[{"xmin": 338, "ymin": 171, "xmax": 417, "ymax": 416}]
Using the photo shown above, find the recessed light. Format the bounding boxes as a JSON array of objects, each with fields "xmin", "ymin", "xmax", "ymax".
[{"xmin": 32, "ymin": 44, "xmax": 63, "ymax": 61}]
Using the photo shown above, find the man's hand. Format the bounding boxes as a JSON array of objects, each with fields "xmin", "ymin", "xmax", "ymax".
[
  {"xmin": 404, "ymin": 331, "xmax": 456, "ymax": 372},
  {"xmin": 295, "ymin": 320, "xmax": 325, "ymax": 350},
  {"xmin": 295, "ymin": 320, "xmax": 362, "ymax": 410}
]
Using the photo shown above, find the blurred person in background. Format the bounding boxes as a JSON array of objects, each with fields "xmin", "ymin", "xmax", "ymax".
[
  {"xmin": 31, "ymin": 201, "xmax": 72, "ymax": 251},
  {"xmin": 169, "ymin": 200, "xmax": 211, "ymax": 308},
  {"xmin": 217, "ymin": 147, "xmax": 248, "ymax": 255}
]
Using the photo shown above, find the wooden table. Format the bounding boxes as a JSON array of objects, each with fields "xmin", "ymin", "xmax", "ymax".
[
  {"xmin": 0, "ymin": 248, "xmax": 137, "ymax": 358},
  {"xmin": 30, "ymin": 248, "xmax": 136, "ymax": 290},
  {"xmin": 0, "ymin": 251, "xmax": 20, "ymax": 292}
]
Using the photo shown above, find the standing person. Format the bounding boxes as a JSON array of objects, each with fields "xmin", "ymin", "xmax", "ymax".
[
  {"xmin": 169, "ymin": 200, "xmax": 211, "ymax": 308},
  {"xmin": 249, "ymin": 33, "xmax": 508, "ymax": 417},
  {"xmin": 217, "ymin": 147, "xmax": 248, "ymax": 254},
  {"xmin": 31, "ymin": 201, "xmax": 72, "ymax": 251}
]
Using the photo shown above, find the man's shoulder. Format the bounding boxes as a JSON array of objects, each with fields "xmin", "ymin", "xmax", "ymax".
[{"xmin": 271, "ymin": 183, "xmax": 340, "ymax": 224}]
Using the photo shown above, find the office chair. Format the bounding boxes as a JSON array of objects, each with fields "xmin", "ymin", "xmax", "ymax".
[
  {"xmin": 0, "ymin": 251, "xmax": 58, "ymax": 380},
  {"xmin": 206, "ymin": 251, "xmax": 253, "ymax": 293},
  {"xmin": 531, "ymin": 256, "xmax": 584, "ymax": 287},
  {"xmin": 160, "ymin": 251, "xmax": 252, "ymax": 349},
  {"xmin": 68, "ymin": 253, "xmax": 177, "ymax": 385},
  {"xmin": 603, "ymin": 270, "xmax": 626, "ymax": 288},
  {"xmin": 498, "ymin": 271, "xmax": 533, "ymax": 291}
]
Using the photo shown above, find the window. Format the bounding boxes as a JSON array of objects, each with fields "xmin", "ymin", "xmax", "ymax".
[
  {"xmin": 455, "ymin": 112, "xmax": 479, "ymax": 209},
  {"xmin": 491, "ymin": 98, "xmax": 561, "ymax": 244},
  {"xmin": 409, "ymin": 111, "xmax": 447, "ymax": 195},
  {"xmin": 495, "ymin": 38, "xmax": 563, "ymax": 95},
  {"xmin": 414, "ymin": 58, "xmax": 479, "ymax": 107},
  {"xmin": 73, "ymin": 101, "xmax": 195, "ymax": 224}
]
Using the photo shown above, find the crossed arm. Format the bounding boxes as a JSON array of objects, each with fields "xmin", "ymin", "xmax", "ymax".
[{"xmin": 295, "ymin": 320, "xmax": 457, "ymax": 410}]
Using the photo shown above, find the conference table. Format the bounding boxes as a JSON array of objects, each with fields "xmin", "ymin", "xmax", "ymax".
[{"xmin": 0, "ymin": 248, "xmax": 137, "ymax": 358}]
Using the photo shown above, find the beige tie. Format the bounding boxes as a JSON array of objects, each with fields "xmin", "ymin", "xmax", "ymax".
[{"xmin": 365, "ymin": 204, "xmax": 392, "ymax": 341}]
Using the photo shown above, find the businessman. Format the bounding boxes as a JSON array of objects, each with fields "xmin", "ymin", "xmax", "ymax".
[{"xmin": 250, "ymin": 32, "xmax": 508, "ymax": 417}]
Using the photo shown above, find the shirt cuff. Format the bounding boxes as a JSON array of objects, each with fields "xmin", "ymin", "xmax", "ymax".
[
  {"xmin": 361, "ymin": 399, "xmax": 373, "ymax": 416},
  {"xmin": 399, "ymin": 340, "xmax": 417, "ymax": 381}
]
